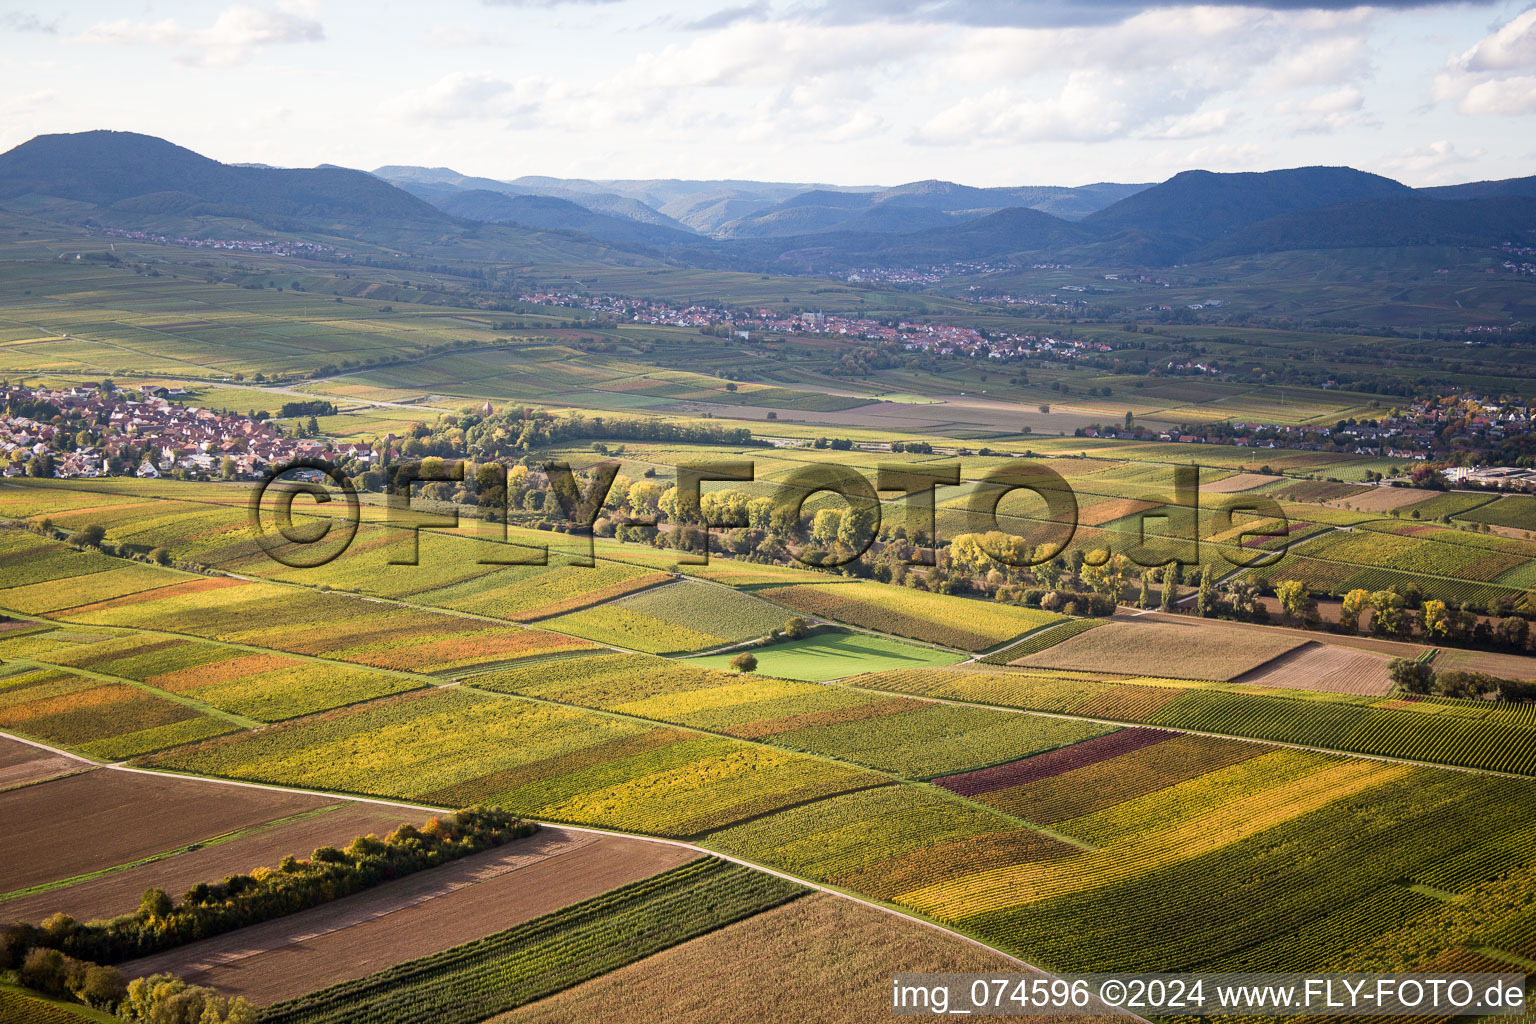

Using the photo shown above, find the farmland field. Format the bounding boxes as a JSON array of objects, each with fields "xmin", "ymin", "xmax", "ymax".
[
  {"xmin": 686, "ymin": 629, "xmax": 966, "ymax": 681},
  {"xmin": 119, "ymin": 828, "xmax": 698, "ymax": 1006},
  {"xmin": 139, "ymin": 688, "xmax": 886, "ymax": 838},
  {"xmin": 1011, "ymin": 617, "xmax": 1305, "ymax": 681},
  {"xmin": 856, "ymin": 666, "xmax": 1536, "ymax": 774},
  {"xmin": 1231, "ymin": 640, "xmax": 1394, "ymax": 695},
  {"xmin": 0, "ymin": 733, "xmax": 90, "ymax": 790},
  {"xmin": 4, "ymin": 201, "xmax": 1536, "ymax": 1024},
  {"xmin": 493, "ymin": 892, "xmax": 1044, "ymax": 1024},
  {"xmin": 542, "ymin": 580, "xmax": 788, "ymax": 653},
  {"xmin": 756, "ymin": 580, "xmax": 1065, "ymax": 651},
  {"xmin": 0, "ymin": 801, "xmax": 416, "ymax": 924},
  {"xmin": 0, "ymin": 769, "xmax": 336, "ymax": 893},
  {"xmin": 258, "ymin": 857, "xmax": 806, "ymax": 1024}
]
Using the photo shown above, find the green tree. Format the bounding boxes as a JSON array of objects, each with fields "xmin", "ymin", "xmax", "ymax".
[
  {"xmin": 1370, "ymin": 589, "xmax": 1407, "ymax": 637},
  {"xmin": 74, "ymin": 523, "xmax": 106, "ymax": 549},
  {"xmin": 1497, "ymin": 616, "xmax": 1530, "ymax": 651},
  {"xmin": 1137, "ymin": 574, "xmax": 1151, "ymax": 610},
  {"xmin": 1195, "ymin": 565, "xmax": 1217, "ymax": 617},
  {"xmin": 1420, "ymin": 599, "xmax": 1450, "ymax": 640},
  {"xmin": 1388, "ymin": 657, "xmax": 1435, "ymax": 695},
  {"xmin": 729, "ymin": 652, "xmax": 758, "ymax": 674},
  {"xmin": 784, "ymin": 617, "xmax": 810, "ymax": 640},
  {"xmin": 810, "ymin": 508, "xmax": 843, "ymax": 547},
  {"xmin": 1339, "ymin": 588, "xmax": 1372, "ymax": 634},
  {"xmin": 139, "ymin": 887, "xmax": 173, "ymax": 920},
  {"xmin": 1159, "ymin": 562, "xmax": 1178, "ymax": 612},
  {"xmin": 220, "ymin": 456, "xmax": 238, "ymax": 480}
]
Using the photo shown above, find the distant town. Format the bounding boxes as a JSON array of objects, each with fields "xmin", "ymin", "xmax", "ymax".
[
  {"xmin": 520, "ymin": 292, "xmax": 1110, "ymax": 362},
  {"xmin": 0, "ymin": 384, "xmax": 375, "ymax": 480}
]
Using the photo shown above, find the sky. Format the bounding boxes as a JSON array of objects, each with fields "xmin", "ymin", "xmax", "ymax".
[{"xmin": 1, "ymin": 0, "xmax": 1534, "ymax": 187}]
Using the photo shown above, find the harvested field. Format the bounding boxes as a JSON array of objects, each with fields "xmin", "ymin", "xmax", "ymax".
[
  {"xmin": 1125, "ymin": 609, "xmax": 1434, "ymax": 659},
  {"xmin": 491, "ymin": 892, "xmax": 1059, "ymax": 1024},
  {"xmin": 1327, "ymin": 485, "xmax": 1439, "ymax": 513},
  {"xmin": 1013, "ymin": 618, "xmax": 1304, "ymax": 682},
  {"xmin": 120, "ymin": 828, "xmax": 697, "ymax": 1006},
  {"xmin": 1202, "ymin": 472, "xmax": 1282, "ymax": 493},
  {"xmin": 0, "ymin": 768, "xmax": 334, "ymax": 893},
  {"xmin": 1432, "ymin": 648, "xmax": 1536, "ymax": 681},
  {"xmin": 1231, "ymin": 641, "xmax": 1394, "ymax": 696},
  {"xmin": 1, "ymin": 802, "xmax": 415, "ymax": 925},
  {"xmin": 0, "ymin": 734, "xmax": 89, "ymax": 791},
  {"xmin": 935, "ymin": 729, "xmax": 1174, "ymax": 797}
]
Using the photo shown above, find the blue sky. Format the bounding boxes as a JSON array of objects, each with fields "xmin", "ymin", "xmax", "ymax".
[{"xmin": 1, "ymin": 0, "xmax": 1533, "ymax": 186}]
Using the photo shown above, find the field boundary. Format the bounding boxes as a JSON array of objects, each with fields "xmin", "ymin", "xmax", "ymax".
[{"xmin": 0, "ymin": 728, "xmax": 1152, "ymax": 1022}]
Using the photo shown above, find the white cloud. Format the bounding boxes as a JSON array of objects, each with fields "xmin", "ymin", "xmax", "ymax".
[
  {"xmin": 76, "ymin": 2, "xmax": 323, "ymax": 66},
  {"xmin": 1146, "ymin": 107, "xmax": 1241, "ymax": 139},
  {"xmin": 1378, "ymin": 138, "xmax": 1485, "ymax": 183},
  {"xmin": 1460, "ymin": 5, "xmax": 1536, "ymax": 71},
  {"xmin": 0, "ymin": 89, "xmax": 53, "ymax": 116},
  {"xmin": 1432, "ymin": 6, "xmax": 1536, "ymax": 115}
]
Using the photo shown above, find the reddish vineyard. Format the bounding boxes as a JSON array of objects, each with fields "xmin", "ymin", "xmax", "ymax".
[{"xmin": 934, "ymin": 728, "xmax": 1174, "ymax": 797}]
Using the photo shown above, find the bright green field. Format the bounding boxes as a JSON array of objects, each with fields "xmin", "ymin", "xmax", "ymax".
[{"xmin": 686, "ymin": 629, "xmax": 966, "ymax": 682}]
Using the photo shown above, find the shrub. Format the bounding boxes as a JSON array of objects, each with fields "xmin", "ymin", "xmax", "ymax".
[
  {"xmin": 729, "ymin": 652, "xmax": 758, "ymax": 674},
  {"xmin": 1388, "ymin": 658, "xmax": 1435, "ymax": 695}
]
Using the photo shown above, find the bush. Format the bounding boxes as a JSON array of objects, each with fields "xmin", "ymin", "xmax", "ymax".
[
  {"xmin": 1388, "ymin": 658, "xmax": 1435, "ymax": 695},
  {"xmin": 121, "ymin": 974, "xmax": 256, "ymax": 1024},
  {"xmin": 729, "ymin": 652, "xmax": 758, "ymax": 673},
  {"xmin": 784, "ymin": 617, "xmax": 810, "ymax": 639},
  {"xmin": 73, "ymin": 523, "xmax": 106, "ymax": 548}
]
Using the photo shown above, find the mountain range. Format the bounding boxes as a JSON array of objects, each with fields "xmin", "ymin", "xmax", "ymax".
[{"xmin": 3, "ymin": 130, "xmax": 1534, "ymax": 273}]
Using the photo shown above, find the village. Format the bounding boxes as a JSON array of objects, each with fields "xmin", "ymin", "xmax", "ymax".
[
  {"xmin": 0, "ymin": 383, "xmax": 377, "ymax": 480},
  {"xmin": 519, "ymin": 291, "xmax": 1109, "ymax": 361}
]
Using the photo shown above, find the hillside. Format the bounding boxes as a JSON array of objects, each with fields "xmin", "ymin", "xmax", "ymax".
[
  {"xmin": 1197, "ymin": 194, "xmax": 1536, "ymax": 257},
  {"xmin": 1084, "ymin": 166, "xmax": 1413, "ymax": 260},
  {"xmin": 430, "ymin": 190, "xmax": 704, "ymax": 248},
  {"xmin": 0, "ymin": 131, "xmax": 446, "ymax": 227}
]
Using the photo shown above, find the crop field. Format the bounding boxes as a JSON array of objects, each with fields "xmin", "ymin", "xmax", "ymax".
[
  {"xmin": 757, "ymin": 581, "xmax": 1065, "ymax": 651},
  {"xmin": 0, "ymin": 733, "xmax": 88, "ymax": 791},
  {"xmin": 763, "ymin": 702, "xmax": 1112, "ymax": 779},
  {"xmin": 0, "ymin": 664, "xmax": 235, "ymax": 759},
  {"xmin": 259, "ymin": 858, "xmax": 807, "ymax": 1024},
  {"xmin": 706, "ymin": 785, "xmax": 1074, "ymax": 903},
  {"xmin": 0, "ymin": 802, "xmax": 417, "ymax": 925},
  {"xmin": 0, "ymin": 536, "xmax": 598, "ymax": 674},
  {"xmin": 139, "ymin": 687, "xmax": 884, "ymax": 838},
  {"xmin": 494, "ymin": 892, "xmax": 1031, "ymax": 1024},
  {"xmin": 0, "ymin": 624, "xmax": 422, "ymax": 721},
  {"xmin": 704, "ymin": 729, "xmax": 1536, "ymax": 976},
  {"xmin": 0, "ymin": 768, "xmax": 336, "ymax": 893},
  {"xmin": 856, "ymin": 666, "xmax": 1536, "ymax": 774},
  {"xmin": 463, "ymin": 648, "xmax": 1101, "ymax": 778},
  {"xmin": 946, "ymin": 766, "xmax": 1536, "ymax": 973},
  {"xmin": 119, "ymin": 830, "xmax": 699, "ymax": 1007},
  {"xmin": 948, "ymin": 731, "xmax": 1273, "ymax": 827},
  {"xmin": 414, "ymin": 563, "xmax": 670, "ymax": 621},
  {"xmin": 1231, "ymin": 641, "xmax": 1394, "ymax": 696},
  {"xmin": 1458, "ymin": 494, "xmax": 1536, "ymax": 533},
  {"xmin": 1012, "ymin": 618, "xmax": 1305, "ymax": 681},
  {"xmin": 979, "ymin": 618, "xmax": 1105, "ymax": 665},
  {"xmin": 539, "ymin": 580, "xmax": 789, "ymax": 654},
  {"xmin": 688, "ymin": 629, "xmax": 966, "ymax": 681}
]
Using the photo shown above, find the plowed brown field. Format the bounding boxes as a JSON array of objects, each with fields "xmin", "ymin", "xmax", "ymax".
[{"xmin": 119, "ymin": 829, "xmax": 698, "ymax": 1005}]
